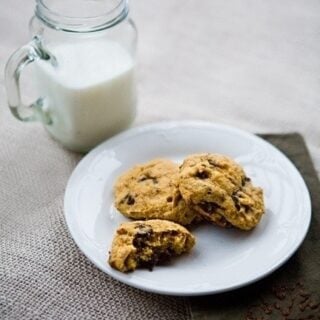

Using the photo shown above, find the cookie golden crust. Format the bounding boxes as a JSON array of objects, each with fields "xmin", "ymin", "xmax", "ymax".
[
  {"xmin": 114, "ymin": 159, "xmax": 197, "ymax": 225},
  {"xmin": 179, "ymin": 153, "xmax": 265, "ymax": 230},
  {"xmin": 108, "ymin": 220, "xmax": 196, "ymax": 272}
]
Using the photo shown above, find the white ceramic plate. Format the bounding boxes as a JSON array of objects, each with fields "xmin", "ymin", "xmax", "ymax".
[{"xmin": 64, "ymin": 121, "xmax": 311, "ymax": 296}]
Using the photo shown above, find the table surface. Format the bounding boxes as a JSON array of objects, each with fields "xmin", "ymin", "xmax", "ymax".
[{"xmin": 0, "ymin": 0, "xmax": 319, "ymax": 175}]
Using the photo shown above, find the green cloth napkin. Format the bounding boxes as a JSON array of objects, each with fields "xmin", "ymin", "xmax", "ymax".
[{"xmin": 189, "ymin": 133, "xmax": 320, "ymax": 320}]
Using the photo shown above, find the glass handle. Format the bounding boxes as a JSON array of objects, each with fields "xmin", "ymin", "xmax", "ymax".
[{"xmin": 5, "ymin": 38, "xmax": 52, "ymax": 124}]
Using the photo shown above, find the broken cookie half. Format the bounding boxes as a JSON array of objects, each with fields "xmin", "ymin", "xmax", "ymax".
[{"xmin": 108, "ymin": 219, "xmax": 195, "ymax": 273}]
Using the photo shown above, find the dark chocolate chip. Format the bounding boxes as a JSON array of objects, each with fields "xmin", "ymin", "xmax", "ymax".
[
  {"xmin": 150, "ymin": 248, "xmax": 174, "ymax": 265},
  {"xmin": 173, "ymin": 194, "xmax": 182, "ymax": 206},
  {"xmin": 199, "ymin": 201, "xmax": 222, "ymax": 214},
  {"xmin": 137, "ymin": 247, "xmax": 174, "ymax": 271},
  {"xmin": 166, "ymin": 196, "xmax": 173, "ymax": 202},
  {"xmin": 126, "ymin": 195, "xmax": 135, "ymax": 205},
  {"xmin": 232, "ymin": 191, "xmax": 251, "ymax": 212},
  {"xmin": 120, "ymin": 194, "xmax": 136, "ymax": 205},
  {"xmin": 196, "ymin": 170, "xmax": 209, "ymax": 179},
  {"xmin": 156, "ymin": 248, "xmax": 175, "ymax": 262},
  {"xmin": 133, "ymin": 236, "xmax": 146, "ymax": 249},
  {"xmin": 137, "ymin": 259, "xmax": 155, "ymax": 271},
  {"xmin": 231, "ymin": 191, "xmax": 252, "ymax": 213},
  {"xmin": 242, "ymin": 176, "xmax": 251, "ymax": 186},
  {"xmin": 208, "ymin": 159, "xmax": 225, "ymax": 168},
  {"xmin": 164, "ymin": 230, "xmax": 179, "ymax": 237},
  {"xmin": 231, "ymin": 195, "xmax": 241, "ymax": 211},
  {"xmin": 132, "ymin": 229, "xmax": 153, "ymax": 249},
  {"xmin": 138, "ymin": 174, "xmax": 158, "ymax": 184}
]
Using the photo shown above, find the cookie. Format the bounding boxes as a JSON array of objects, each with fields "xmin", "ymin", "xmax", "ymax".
[
  {"xmin": 179, "ymin": 153, "xmax": 264, "ymax": 230},
  {"xmin": 108, "ymin": 219, "xmax": 196, "ymax": 272},
  {"xmin": 114, "ymin": 159, "xmax": 197, "ymax": 225}
]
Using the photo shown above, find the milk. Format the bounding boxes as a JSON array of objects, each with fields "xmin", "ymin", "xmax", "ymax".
[{"xmin": 35, "ymin": 40, "xmax": 136, "ymax": 152}]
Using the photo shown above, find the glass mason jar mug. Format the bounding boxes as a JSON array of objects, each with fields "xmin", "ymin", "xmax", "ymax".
[{"xmin": 5, "ymin": 0, "xmax": 137, "ymax": 152}]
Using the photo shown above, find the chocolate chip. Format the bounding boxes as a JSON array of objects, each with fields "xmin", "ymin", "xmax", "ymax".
[
  {"xmin": 208, "ymin": 159, "xmax": 223, "ymax": 168},
  {"xmin": 138, "ymin": 174, "xmax": 158, "ymax": 184},
  {"xmin": 242, "ymin": 176, "xmax": 251, "ymax": 186},
  {"xmin": 166, "ymin": 196, "xmax": 173, "ymax": 202},
  {"xmin": 137, "ymin": 259, "xmax": 155, "ymax": 271},
  {"xmin": 173, "ymin": 194, "xmax": 182, "ymax": 206},
  {"xmin": 126, "ymin": 195, "xmax": 135, "ymax": 205},
  {"xmin": 196, "ymin": 170, "xmax": 209, "ymax": 179},
  {"xmin": 121, "ymin": 194, "xmax": 136, "ymax": 205},
  {"xmin": 159, "ymin": 248, "xmax": 174, "ymax": 260},
  {"xmin": 199, "ymin": 201, "xmax": 222, "ymax": 214},
  {"xmin": 137, "ymin": 247, "xmax": 174, "ymax": 271},
  {"xmin": 133, "ymin": 229, "xmax": 153, "ymax": 249},
  {"xmin": 133, "ymin": 237, "xmax": 146, "ymax": 249},
  {"xmin": 165, "ymin": 230, "xmax": 179, "ymax": 237},
  {"xmin": 150, "ymin": 248, "xmax": 174, "ymax": 265},
  {"xmin": 231, "ymin": 194, "xmax": 241, "ymax": 211}
]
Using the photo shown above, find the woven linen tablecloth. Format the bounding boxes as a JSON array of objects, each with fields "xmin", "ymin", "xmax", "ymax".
[{"xmin": 1, "ymin": 0, "xmax": 319, "ymax": 319}]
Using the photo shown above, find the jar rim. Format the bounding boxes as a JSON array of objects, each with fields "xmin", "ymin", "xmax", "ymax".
[{"xmin": 35, "ymin": 0, "xmax": 129, "ymax": 33}]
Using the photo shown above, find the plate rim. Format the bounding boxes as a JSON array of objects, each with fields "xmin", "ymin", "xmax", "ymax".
[{"xmin": 64, "ymin": 120, "xmax": 312, "ymax": 296}]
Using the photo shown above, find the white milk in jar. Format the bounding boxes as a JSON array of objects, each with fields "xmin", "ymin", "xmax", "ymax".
[{"xmin": 35, "ymin": 40, "xmax": 136, "ymax": 152}]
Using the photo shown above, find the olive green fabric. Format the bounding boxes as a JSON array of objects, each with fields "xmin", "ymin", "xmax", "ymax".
[{"xmin": 190, "ymin": 133, "xmax": 320, "ymax": 320}]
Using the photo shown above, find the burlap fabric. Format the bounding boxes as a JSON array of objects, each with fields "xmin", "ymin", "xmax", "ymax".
[{"xmin": 0, "ymin": 111, "xmax": 190, "ymax": 319}]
